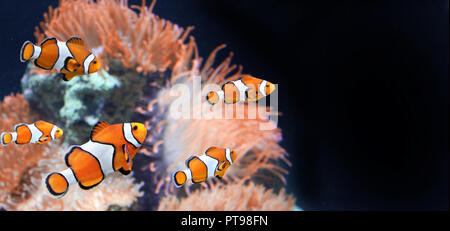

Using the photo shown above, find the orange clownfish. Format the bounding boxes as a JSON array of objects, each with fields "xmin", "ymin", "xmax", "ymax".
[
  {"xmin": 1, "ymin": 121, "xmax": 63, "ymax": 146},
  {"xmin": 45, "ymin": 122, "xmax": 147, "ymax": 197},
  {"xmin": 172, "ymin": 147, "xmax": 237, "ymax": 187},
  {"xmin": 206, "ymin": 76, "xmax": 276, "ymax": 105},
  {"xmin": 20, "ymin": 37, "xmax": 101, "ymax": 81}
]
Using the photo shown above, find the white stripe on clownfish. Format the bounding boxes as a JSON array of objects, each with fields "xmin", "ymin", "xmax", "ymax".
[
  {"xmin": 225, "ymin": 148, "xmax": 233, "ymax": 164},
  {"xmin": 198, "ymin": 153, "xmax": 219, "ymax": 180},
  {"xmin": 28, "ymin": 123, "xmax": 43, "ymax": 143},
  {"xmin": 259, "ymin": 80, "xmax": 268, "ymax": 97},
  {"xmin": 183, "ymin": 168, "xmax": 193, "ymax": 182},
  {"xmin": 83, "ymin": 53, "xmax": 95, "ymax": 74},
  {"xmin": 123, "ymin": 123, "xmax": 141, "ymax": 148},
  {"xmin": 11, "ymin": 132, "xmax": 18, "ymax": 142},
  {"xmin": 216, "ymin": 90, "xmax": 224, "ymax": 102},
  {"xmin": 54, "ymin": 41, "xmax": 73, "ymax": 71},
  {"xmin": 58, "ymin": 168, "xmax": 77, "ymax": 186},
  {"xmin": 79, "ymin": 140, "xmax": 115, "ymax": 176},
  {"xmin": 50, "ymin": 125, "xmax": 58, "ymax": 140},
  {"xmin": 30, "ymin": 46, "xmax": 41, "ymax": 60},
  {"xmin": 230, "ymin": 80, "xmax": 248, "ymax": 102}
]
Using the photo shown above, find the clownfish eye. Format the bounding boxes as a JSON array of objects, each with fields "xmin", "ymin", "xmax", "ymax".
[
  {"xmin": 133, "ymin": 125, "xmax": 138, "ymax": 130},
  {"xmin": 93, "ymin": 60, "xmax": 97, "ymax": 64}
]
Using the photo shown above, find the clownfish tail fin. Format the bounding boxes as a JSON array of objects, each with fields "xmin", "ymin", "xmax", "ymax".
[
  {"xmin": 20, "ymin": 41, "xmax": 37, "ymax": 62},
  {"xmin": 206, "ymin": 91, "xmax": 219, "ymax": 105},
  {"xmin": 1, "ymin": 132, "xmax": 15, "ymax": 146},
  {"xmin": 172, "ymin": 170, "xmax": 188, "ymax": 188},
  {"xmin": 45, "ymin": 172, "xmax": 70, "ymax": 197}
]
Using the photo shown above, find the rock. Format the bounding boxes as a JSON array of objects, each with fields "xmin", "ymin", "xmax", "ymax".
[{"xmin": 21, "ymin": 62, "xmax": 145, "ymax": 144}]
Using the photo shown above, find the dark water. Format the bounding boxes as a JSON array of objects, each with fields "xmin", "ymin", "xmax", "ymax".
[{"xmin": 0, "ymin": 0, "xmax": 448, "ymax": 210}]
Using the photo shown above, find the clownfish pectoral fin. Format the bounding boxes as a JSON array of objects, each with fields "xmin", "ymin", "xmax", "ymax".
[
  {"xmin": 66, "ymin": 37, "xmax": 85, "ymax": 46},
  {"xmin": 90, "ymin": 121, "xmax": 110, "ymax": 140},
  {"xmin": 37, "ymin": 136, "xmax": 50, "ymax": 144},
  {"xmin": 122, "ymin": 144, "xmax": 133, "ymax": 171},
  {"xmin": 217, "ymin": 162, "xmax": 227, "ymax": 172},
  {"xmin": 63, "ymin": 57, "xmax": 80, "ymax": 72}
]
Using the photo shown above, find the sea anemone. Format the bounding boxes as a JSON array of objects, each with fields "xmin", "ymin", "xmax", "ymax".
[
  {"xmin": 141, "ymin": 46, "xmax": 291, "ymax": 196},
  {"xmin": 34, "ymin": 0, "xmax": 194, "ymax": 75},
  {"xmin": 0, "ymin": 94, "xmax": 56, "ymax": 210},
  {"xmin": 158, "ymin": 181, "xmax": 296, "ymax": 211}
]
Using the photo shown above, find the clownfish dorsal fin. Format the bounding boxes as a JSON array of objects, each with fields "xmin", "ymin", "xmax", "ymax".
[
  {"xmin": 40, "ymin": 37, "xmax": 57, "ymax": 48},
  {"xmin": 205, "ymin": 146, "xmax": 219, "ymax": 156},
  {"xmin": 66, "ymin": 37, "xmax": 85, "ymax": 47},
  {"xmin": 90, "ymin": 121, "xmax": 110, "ymax": 140}
]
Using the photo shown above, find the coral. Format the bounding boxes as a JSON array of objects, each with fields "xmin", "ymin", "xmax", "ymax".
[
  {"xmin": 34, "ymin": 0, "xmax": 194, "ymax": 75},
  {"xmin": 0, "ymin": 94, "xmax": 56, "ymax": 210},
  {"xmin": 158, "ymin": 182, "xmax": 296, "ymax": 211}
]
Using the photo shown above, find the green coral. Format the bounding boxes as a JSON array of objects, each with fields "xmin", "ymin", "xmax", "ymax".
[
  {"xmin": 59, "ymin": 70, "xmax": 121, "ymax": 143},
  {"xmin": 21, "ymin": 62, "xmax": 146, "ymax": 144}
]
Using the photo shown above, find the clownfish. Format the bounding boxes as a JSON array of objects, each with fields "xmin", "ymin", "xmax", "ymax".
[
  {"xmin": 20, "ymin": 37, "xmax": 101, "ymax": 81},
  {"xmin": 206, "ymin": 76, "xmax": 276, "ymax": 105},
  {"xmin": 45, "ymin": 121, "xmax": 147, "ymax": 197},
  {"xmin": 172, "ymin": 147, "xmax": 237, "ymax": 188},
  {"xmin": 1, "ymin": 121, "xmax": 63, "ymax": 146}
]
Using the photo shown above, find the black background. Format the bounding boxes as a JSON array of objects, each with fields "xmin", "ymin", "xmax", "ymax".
[{"xmin": 0, "ymin": 0, "xmax": 448, "ymax": 210}]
